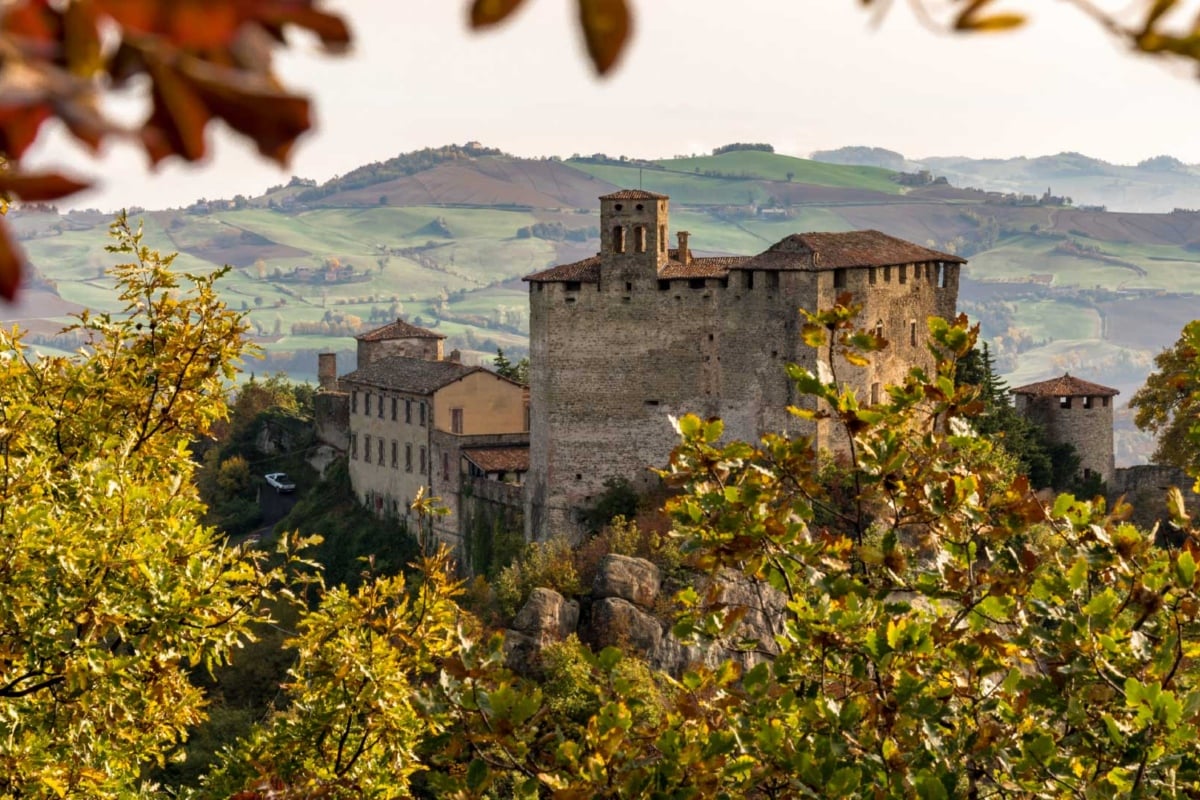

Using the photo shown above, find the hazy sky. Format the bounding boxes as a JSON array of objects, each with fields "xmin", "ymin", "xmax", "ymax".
[{"xmin": 32, "ymin": 1, "xmax": 1200, "ymax": 210}]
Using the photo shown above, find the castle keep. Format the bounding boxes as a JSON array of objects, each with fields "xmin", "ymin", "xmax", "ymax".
[{"xmin": 524, "ymin": 190, "xmax": 963, "ymax": 540}]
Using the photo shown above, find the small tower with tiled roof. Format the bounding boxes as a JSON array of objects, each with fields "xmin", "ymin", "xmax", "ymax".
[
  {"xmin": 600, "ymin": 189, "xmax": 670, "ymax": 287},
  {"xmin": 355, "ymin": 317, "xmax": 445, "ymax": 368},
  {"xmin": 1012, "ymin": 372, "xmax": 1119, "ymax": 485}
]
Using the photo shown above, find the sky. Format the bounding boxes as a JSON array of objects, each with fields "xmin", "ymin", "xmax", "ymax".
[{"xmin": 30, "ymin": 0, "xmax": 1200, "ymax": 211}]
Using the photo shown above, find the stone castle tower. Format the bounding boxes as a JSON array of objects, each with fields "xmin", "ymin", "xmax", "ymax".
[
  {"xmin": 1011, "ymin": 373, "xmax": 1119, "ymax": 485},
  {"xmin": 522, "ymin": 190, "xmax": 964, "ymax": 541}
]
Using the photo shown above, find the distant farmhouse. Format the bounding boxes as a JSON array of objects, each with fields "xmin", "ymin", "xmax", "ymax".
[{"xmin": 523, "ymin": 190, "xmax": 963, "ymax": 541}]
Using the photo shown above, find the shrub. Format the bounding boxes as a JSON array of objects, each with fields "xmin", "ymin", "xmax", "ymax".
[{"xmin": 493, "ymin": 537, "xmax": 580, "ymax": 618}]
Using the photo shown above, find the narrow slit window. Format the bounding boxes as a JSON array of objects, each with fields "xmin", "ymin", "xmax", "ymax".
[
  {"xmin": 833, "ymin": 268, "xmax": 847, "ymax": 289},
  {"xmin": 910, "ymin": 320, "xmax": 917, "ymax": 347},
  {"xmin": 937, "ymin": 263, "xmax": 947, "ymax": 288}
]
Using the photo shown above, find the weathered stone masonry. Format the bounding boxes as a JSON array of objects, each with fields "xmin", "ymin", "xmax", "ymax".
[{"xmin": 524, "ymin": 190, "xmax": 963, "ymax": 541}]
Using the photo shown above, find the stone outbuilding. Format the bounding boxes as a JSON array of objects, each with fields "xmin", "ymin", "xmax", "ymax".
[{"xmin": 1011, "ymin": 373, "xmax": 1119, "ymax": 485}]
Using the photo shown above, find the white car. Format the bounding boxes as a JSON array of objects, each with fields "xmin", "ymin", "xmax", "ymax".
[{"xmin": 264, "ymin": 473, "xmax": 296, "ymax": 493}]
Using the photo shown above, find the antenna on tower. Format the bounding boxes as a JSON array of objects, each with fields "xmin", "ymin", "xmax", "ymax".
[{"xmin": 639, "ymin": 168, "xmax": 643, "ymax": 189}]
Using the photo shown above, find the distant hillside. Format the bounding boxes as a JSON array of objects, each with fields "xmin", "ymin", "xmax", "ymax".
[{"xmin": 812, "ymin": 147, "xmax": 1200, "ymax": 213}]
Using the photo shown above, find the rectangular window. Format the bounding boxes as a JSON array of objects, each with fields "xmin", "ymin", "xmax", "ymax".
[
  {"xmin": 378, "ymin": 395, "xmax": 384, "ymax": 418},
  {"xmin": 883, "ymin": 266, "xmax": 891, "ymax": 282},
  {"xmin": 351, "ymin": 390, "xmax": 358, "ymax": 414},
  {"xmin": 391, "ymin": 440, "xmax": 398, "ymax": 468},
  {"xmin": 377, "ymin": 438, "xmax": 384, "ymax": 464},
  {"xmin": 391, "ymin": 397, "xmax": 397, "ymax": 421},
  {"xmin": 364, "ymin": 393, "xmax": 371, "ymax": 416},
  {"xmin": 833, "ymin": 268, "xmax": 847, "ymax": 289},
  {"xmin": 910, "ymin": 320, "xmax": 917, "ymax": 347},
  {"xmin": 406, "ymin": 443, "xmax": 413, "ymax": 472},
  {"xmin": 659, "ymin": 224, "xmax": 666, "ymax": 252},
  {"xmin": 1083, "ymin": 396, "xmax": 1093, "ymax": 409},
  {"xmin": 364, "ymin": 435, "xmax": 371, "ymax": 463},
  {"xmin": 869, "ymin": 267, "xmax": 877, "ymax": 286},
  {"xmin": 899, "ymin": 265, "xmax": 907, "ymax": 285},
  {"xmin": 451, "ymin": 408, "xmax": 464, "ymax": 434},
  {"xmin": 745, "ymin": 272, "xmax": 755, "ymax": 290},
  {"xmin": 613, "ymin": 225, "xmax": 625, "ymax": 253},
  {"xmin": 419, "ymin": 446, "xmax": 426, "ymax": 474},
  {"xmin": 351, "ymin": 433, "xmax": 358, "ymax": 460},
  {"xmin": 689, "ymin": 278, "xmax": 705, "ymax": 289},
  {"xmin": 764, "ymin": 272, "xmax": 779, "ymax": 290},
  {"xmin": 636, "ymin": 225, "xmax": 647, "ymax": 253},
  {"xmin": 1102, "ymin": 396, "xmax": 1110, "ymax": 408},
  {"xmin": 1059, "ymin": 396, "xmax": 1072, "ymax": 409},
  {"xmin": 406, "ymin": 399, "xmax": 412, "ymax": 424},
  {"xmin": 937, "ymin": 263, "xmax": 947, "ymax": 288},
  {"xmin": 419, "ymin": 402, "xmax": 426, "ymax": 427},
  {"xmin": 874, "ymin": 320, "xmax": 884, "ymax": 339},
  {"xmin": 871, "ymin": 382, "xmax": 880, "ymax": 405},
  {"xmin": 443, "ymin": 451, "xmax": 450, "ymax": 480},
  {"xmin": 564, "ymin": 281, "xmax": 581, "ymax": 292}
]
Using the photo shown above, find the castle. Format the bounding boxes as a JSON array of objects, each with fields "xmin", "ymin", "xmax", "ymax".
[{"xmin": 523, "ymin": 190, "xmax": 963, "ymax": 541}]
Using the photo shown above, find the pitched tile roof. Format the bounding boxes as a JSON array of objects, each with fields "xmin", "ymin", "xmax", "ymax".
[
  {"xmin": 463, "ymin": 446, "xmax": 530, "ymax": 473},
  {"xmin": 1011, "ymin": 373, "xmax": 1120, "ymax": 397},
  {"xmin": 525, "ymin": 255, "xmax": 602, "ymax": 283},
  {"xmin": 738, "ymin": 230, "xmax": 966, "ymax": 271},
  {"xmin": 356, "ymin": 318, "xmax": 445, "ymax": 342},
  {"xmin": 340, "ymin": 356, "xmax": 476, "ymax": 395},
  {"xmin": 658, "ymin": 255, "xmax": 750, "ymax": 279},
  {"xmin": 599, "ymin": 189, "xmax": 669, "ymax": 200}
]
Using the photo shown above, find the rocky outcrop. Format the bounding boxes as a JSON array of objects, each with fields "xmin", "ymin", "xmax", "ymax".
[
  {"xmin": 506, "ymin": 555, "xmax": 787, "ymax": 678},
  {"xmin": 592, "ymin": 597, "xmax": 662, "ymax": 653},
  {"xmin": 593, "ymin": 554, "xmax": 661, "ymax": 609},
  {"xmin": 504, "ymin": 587, "xmax": 579, "ymax": 673}
]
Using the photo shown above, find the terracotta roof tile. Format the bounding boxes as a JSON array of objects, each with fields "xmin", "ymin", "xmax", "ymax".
[
  {"xmin": 463, "ymin": 446, "xmax": 530, "ymax": 473},
  {"xmin": 524, "ymin": 255, "xmax": 602, "ymax": 283},
  {"xmin": 599, "ymin": 189, "xmax": 669, "ymax": 200},
  {"xmin": 739, "ymin": 230, "xmax": 966, "ymax": 271},
  {"xmin": 340, "ymin": 356, "xmax": 476, "ymax": 394},
  {"xmin": 658, "ymin": 255, "xmax": 749, "ymax": 279},
  {"xmin": 1011, "ymin": 373, "xmax": 1120, "ymax": 397},
  {"xmin": 356, "ymin": 318, "xmax": 445, "ymax": 342}
]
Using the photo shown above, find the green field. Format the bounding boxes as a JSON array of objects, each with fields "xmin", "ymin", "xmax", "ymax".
[{"xmin": 658, "ymin": 151, "xmax": 902, "ymax": 194}]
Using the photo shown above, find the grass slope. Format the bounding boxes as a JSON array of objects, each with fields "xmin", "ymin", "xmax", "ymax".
[{"xmin": 658, "ymin": 151, "xmax": 902, "ymax": 194}]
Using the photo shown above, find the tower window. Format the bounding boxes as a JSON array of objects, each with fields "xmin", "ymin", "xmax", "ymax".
[
  {"xmin": 636, "ymin": 203, "xmax": 644, "ymax": 211},
  {"xmin": 636, "ymin": 225, "xmax": 647, "ymax": 253},
  {"xmin": 613, "ymin": 226, "xmax": 626, "ymax": 253},
  {"xmin": 1059, "ymin": 396, "xmax": 1072, "ymax": 409},
  {"xmin": 565, "ymin": 281, "xmax": 581, "ymax": 292},
  {"xmin": 660, "ymin": 225, "xmax": 666, "ymax": 252},
  {"xmin": 1083, "ymin": 396, "xmax": 1093, "ymax": 409},
  {"xmin": 625, "ymin": 281, "xmax": 633, "ymax": 292},
  {"xmin": 937, "ymin": 263, "xmax": 947, "ymax": 288},
  {"xmin": 833, "ymin": 268, "xmax": 847, "ymax": 289},
  {"xmin": 875, "ymin": 319, "xmax": 884, "ymax": 338},
  {"xmin": 614, "ymin": 203, "xmax": 623, "ymax": 211},
  {"xmin": 869, "ymin": 267, "xmax": 877, "ymax": 285},
  {"xmin": 764, "ymin": 272, "xmax": 779, "ymax": 290},
  {"xmin": 871, "ymin": 382, "xmax": 880, "ymax": 405},
  {"xmin": 910, "ymin": 320, "xmax": 917, "ymax": 347},
  {"xmin": 689, "ymin": 278, "xmax": 705, "ymax": 289},
  {"xmin": 899, "ymin": 265, "xmax": 907, "ymax": 284},
  {"xmin": 658, "ymin": 280, "xmax": 670, "ymax": 291},
  {"xmin": 746, "ymin": 272, "xmax": 755, "ymax": 289},
  {"xmin": 883, "ymin": 266, "xmax": 891, "ymax": 282},
  {"xmin": 1102, "ymin": 396, "xmax": 1110, "ymax": 408}
]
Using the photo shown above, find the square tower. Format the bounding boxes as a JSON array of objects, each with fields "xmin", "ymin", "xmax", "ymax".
[{"xmin": 599, "ymin": 190, "xmax": 669, "ymax": 287}]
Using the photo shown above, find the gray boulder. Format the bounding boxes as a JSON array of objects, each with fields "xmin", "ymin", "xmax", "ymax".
[
  {"xmin": 593, "ymin": 554, "xmax": 661, "ymax": 609},
  {"xmin": 591, "ymin": 597, "xmax": 662, "ymax": 653},
  {"xmin": 512, "ymin": 587, "xmax": 580, "ymax": 641}
]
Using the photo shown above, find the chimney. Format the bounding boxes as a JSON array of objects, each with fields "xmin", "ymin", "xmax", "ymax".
[
  {"xmin": 448, "ymin": 348, "xmax": 462, "ymax": 364},
  {"xmin": 677, "ymin": 231, "xmax": 690, "ymax": 265},
  {"xmin": 317, "ymin": 352, "xmax": 338, "ymax": 392}
]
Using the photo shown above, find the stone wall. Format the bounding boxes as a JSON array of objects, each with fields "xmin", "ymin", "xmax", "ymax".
[
  {"xmin": 357, "ymin": 336, "xmax": 442, "ymax": 367},
  {"xmin": 1112, "ymin": 464, "xmax": 1200, "ymax": 532},
  {"xmin": 431, "ymin": 430, "xmax": 528, "ymax": 562},
  {"xmin": 313, "ymin": 391, "xmax": 349, "ymax": 451},
  {"xmin": 526, "ymin": 258, "xmax": 960, "ymax": 541}
]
